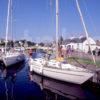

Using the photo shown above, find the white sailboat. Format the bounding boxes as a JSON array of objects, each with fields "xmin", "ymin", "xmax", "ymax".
[
  {"xmin": 2, "ymin": 0, "xmax": 25, "ymax": 67},
  {"xmin": 28, "ymin": 0, "xmax": 94, "ymax": 84}
]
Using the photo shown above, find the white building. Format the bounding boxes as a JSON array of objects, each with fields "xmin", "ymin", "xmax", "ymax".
[
  {"xmin": 96, "ymin": 40, "xmax": 100, "ymax": 49},
  {"xmin": 66, "ymin": 37, "xmax": 96, "ymax": 53}
]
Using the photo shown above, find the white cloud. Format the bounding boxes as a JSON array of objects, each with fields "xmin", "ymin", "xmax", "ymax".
[
  {"xmin": 20, "ymin": 29, "xmax": 33, "ymax": 41},
  {"xmin": 35, "ymin": 35, "xmax": 53, "ymax": 43}
]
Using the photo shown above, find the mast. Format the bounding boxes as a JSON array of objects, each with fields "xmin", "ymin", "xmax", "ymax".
[
  {"xmin": 5, "ymin": 0, "xmax": 11, "ymax": 54},
  {"xmin": 75, "ymin": 0, "xmax": 96, "ymax": 64},
  {"xmin": 10, "ymin": 0, "xmax": 14, "ymax": 48},
  {"xmin": 56, "ymin": 0, "xmax": 59, "ymax": 58},
  {"xmin": 10, "ymin": 0, "xmax": 13, "ymax": 44}
]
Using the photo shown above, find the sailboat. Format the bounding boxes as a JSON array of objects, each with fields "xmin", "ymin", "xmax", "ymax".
[
  {"xmin": 2, "ymin": 0, "xmax": 25, "ymax": 67},
  {"xmin": 28, "ymin": 0, "xmax": 94, "ymax": 85}
]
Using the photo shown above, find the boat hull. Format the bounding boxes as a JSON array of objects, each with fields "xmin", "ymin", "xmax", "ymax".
[
  {"xmin": 3, "ymin": 53, "xmax": 25, "ymax": 67},
  {"xmin": 29, "ymin": 61, "xmax": 94, "ymax": 85}
]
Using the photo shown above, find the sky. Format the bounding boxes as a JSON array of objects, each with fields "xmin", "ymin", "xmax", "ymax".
[{"xmin": 0, "ymin": 0, "xmax": 100, "ymax": 42}]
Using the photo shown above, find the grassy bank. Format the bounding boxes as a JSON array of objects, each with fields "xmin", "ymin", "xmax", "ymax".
[{"xmin": 67, "ymin": 57, "xmax": 100, "ymax": 67}]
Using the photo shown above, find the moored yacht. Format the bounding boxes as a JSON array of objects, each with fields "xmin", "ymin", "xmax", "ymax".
[
  {"xmin": 28, "ymin": 0, "xmax": 94, "ymax": 85},
  {"xmin": 1, "ymin": 0, "xmax": 25, "ymax": 67},
  {"xmin": 29, "ymin": 55, "xmax": 94, "ymax": 84},
  {"xmin": 2, "ymin": 51, "xmax": 25, "ymax": 67}
]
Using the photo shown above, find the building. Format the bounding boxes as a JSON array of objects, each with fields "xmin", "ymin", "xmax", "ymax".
[
  {"xmin": 65, "ymin": 37, "xmax": 96, "ymax": 53},
  {"xmin": 96, "ymin": 40, "xmax": 100, "ymax": 49}
]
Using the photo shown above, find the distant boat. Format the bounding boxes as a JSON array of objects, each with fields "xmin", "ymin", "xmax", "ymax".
[
  {"xmin": 28, "ymin": 0, "xmax": 94, "ymax": 85},
  {"xmin": 2, "ymin": 0, "xmax": 25, "ymax": 67},
  {"xmin": 2, "ymin": 52, "xmax": 25, "ymax": 67}
]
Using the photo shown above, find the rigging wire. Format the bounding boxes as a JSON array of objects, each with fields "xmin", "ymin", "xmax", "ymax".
[
  {"xmin": 75, "ymin": 0, "xmax": 97, "ymax": 66},
  {"xmin": 50, "ymin": 0, "xmax": 53, "ymax": 7},
  {"xmin": 82, "ymin": 0, "xmax": 97, "ymax": 36}
]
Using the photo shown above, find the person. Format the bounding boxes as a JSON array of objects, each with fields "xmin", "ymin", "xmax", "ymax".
[
  {"xmin": 58, "ymin": 45, "xmax": 62, "ymax": 57},
  {"xmin": 66, "ymin": 46, "xmax": 71, "ymax": 57},
  {"xmin": 47, "ymin": 49, "xmax": 53, "ymax": 60},
  {"xmin": 98, "ymin": 49, "xmax": 100, "ymax": 56},
  {"xmin": 92, "ymin": 50, "xmax": 95, "ymax": 55},
  {"xmin": 56, "ymin": 54, "xmax": 64, "ymax": 62},
  {"xmin": 97, "ymin": 71, "xmax": 100, "ymax": 83},
  {"xmin": 62, "ymin": 46, "xmax": 67, "ymax": 59},
  {"xmin": 28, "ymin": 49, "xmax": 33, "ymax": 57},
  {"xmin": 32, "ymin": 49, "xmax": 37, "ymax": 58}
]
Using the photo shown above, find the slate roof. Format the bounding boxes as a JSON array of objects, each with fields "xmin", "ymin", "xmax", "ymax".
[{"xmin": 64, "ymin": 37, "xmax": 87, "ymax": 44}]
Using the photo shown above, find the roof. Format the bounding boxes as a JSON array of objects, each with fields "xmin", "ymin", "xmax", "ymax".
[
  {"xmin": 96, "ymin": 40, "xmax": 100, "ymax": 46},
  {"xmin": 71, "ymin": 37, "xmax": 86, "ymax": 43},
  {"xmin": 64, "ymin": 37, "xmax": 87, "ymax": 44}
]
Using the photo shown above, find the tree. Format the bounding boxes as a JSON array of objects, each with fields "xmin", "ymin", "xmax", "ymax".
[
  {"xmin": 59, "ymin": 35, "xmax": 63, "ymax": 45},
  {"xmin": 39, "ymin": 42, "xmax": 44, "ymax": 46}
]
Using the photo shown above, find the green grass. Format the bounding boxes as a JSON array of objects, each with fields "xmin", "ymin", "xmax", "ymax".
[{"xmin": 67, "ymin": 56, "xmax": 100, "ymax": 67}]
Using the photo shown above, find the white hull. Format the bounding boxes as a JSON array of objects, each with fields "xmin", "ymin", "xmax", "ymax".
[
  {"xmin": 29, "ymin": 58, "xmax": 94, "ymax": 84},
  {"xmin": 3, "ymin": 52, "xmax": 25, "ymax": 67}
]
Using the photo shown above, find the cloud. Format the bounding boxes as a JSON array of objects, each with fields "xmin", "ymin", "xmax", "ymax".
[
  {"xmin": 62, "ymin": 27, "xmax": 66, "ymax": 35},
  {"xmin": 92, "ymin": 35, "xmax": 100, "ymax": 40},
  {"xmin": 20, "ymin": 30, "xmax": 54, "ymax": 42},
  {"xmin": 20, "ymin": 29, "xmax": 33, "ymax": 41},
  {"xmin": 61, "ymin": 27, "xmax": 71, "ymax": 39},
  {"xmin": 35, "ymin": 35, "xmax": 53, "ymax": 43}
]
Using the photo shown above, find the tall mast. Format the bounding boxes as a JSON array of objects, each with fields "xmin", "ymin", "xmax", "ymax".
[
  {"xmin": 76, "ymin": 0, "xmax": 96, "ymax": 64},
  {"xmin": 10, "ymin": 0, "xmax": 14, "ymax": 48},
  {"xmin": 10, "ymin": 0, "xmax": 13, "ymax": 42},
  {"xmin": 5, "ymin": 0, "xmax": 11, "ymax": 54},
  {"xmin": 56, "ymin": 0, "xmax": 59, "ymax": 58}
]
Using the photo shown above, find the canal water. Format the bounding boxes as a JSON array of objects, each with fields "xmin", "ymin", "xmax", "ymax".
[{"xmin": 0, "ymin": 59, "xmax": 100, "ymax": 100}]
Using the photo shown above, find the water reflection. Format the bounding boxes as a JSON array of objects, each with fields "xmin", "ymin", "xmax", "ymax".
[
  {"xmin": 29, "ymin": 72, "xmax": 100, "ymax": 100},
  {"xmin": 0, "ymin": 61, "xmax": 25, "ymax": 81},
  {"xmin": 0, "ymin": 62, "xmax": 24, "ymax": 100},
  {"xmin": 0, "ymin": 60, "xmax": 100, "ymax": 100},
  {"xmin": 0, "ymin": 61, "xmax": 45, "ymax": 100}
]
